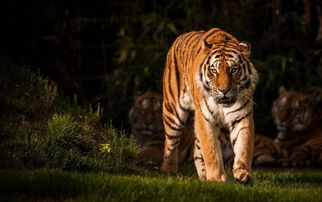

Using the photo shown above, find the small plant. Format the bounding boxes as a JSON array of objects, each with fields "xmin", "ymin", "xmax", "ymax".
[
  {"xmin": 36, "ymin": 76, "xmax": 58, "ymax": 105},
  {"xmin": 48, "ymin": 114, "xmax": 78, "ymax": 138}
]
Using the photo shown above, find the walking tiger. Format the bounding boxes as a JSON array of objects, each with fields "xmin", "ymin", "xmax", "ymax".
[{"xmin": 161, "ymin": 28, "xmax": 258, "ymax": 184}]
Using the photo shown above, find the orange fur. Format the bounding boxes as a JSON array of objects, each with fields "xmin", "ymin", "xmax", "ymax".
[{"xmin": 161, "ymin": 28, "xmax": 258, "ymax": 184}]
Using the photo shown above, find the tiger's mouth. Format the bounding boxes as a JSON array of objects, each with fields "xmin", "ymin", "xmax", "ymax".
[{"xmin": 216, "ymin": 96, "xmax": 237, "ymax": 105}]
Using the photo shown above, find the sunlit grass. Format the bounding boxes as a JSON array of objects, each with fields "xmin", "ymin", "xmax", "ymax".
[{"xmin": 1, "ymin": 168, "xmax": 322, "ymax": 202}]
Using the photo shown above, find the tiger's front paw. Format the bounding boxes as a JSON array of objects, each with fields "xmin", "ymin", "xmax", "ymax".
[{"xmin": 233, "ymin": 168, "xmax": 253, "ymax": 185}]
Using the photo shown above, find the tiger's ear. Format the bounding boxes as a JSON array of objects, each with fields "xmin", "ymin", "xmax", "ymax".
[
  {"xmin": 238, "ymin": 41, "xmax": 251, "ymax": 57},
  {"xmin": 201, "ymin": 39, "xmax": 211, "ymax": 53},
  {"xmin": 279, "ymin": 86, "xmax": 287, "ymax": 94}
]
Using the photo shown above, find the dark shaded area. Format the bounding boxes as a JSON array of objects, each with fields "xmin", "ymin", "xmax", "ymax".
[{"xmin": 0, "ymin": 0, "xmax": 321, "ymax": 136}]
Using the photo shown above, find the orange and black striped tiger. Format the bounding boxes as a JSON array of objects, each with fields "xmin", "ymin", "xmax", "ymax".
[
  {"xmin": 128, "ymin": 92, "xmax": 194, "ymax": 164},
  {"xmin": 128, "ymin": 92, "xmax": 279, "ymax": 169},
  {"xmin": 161, "ymin": 28, "xmax": 259, "ymax": 184},
  {"xmin": 272, "ymin": 87, "xmax": 322, "ymax": 167}
]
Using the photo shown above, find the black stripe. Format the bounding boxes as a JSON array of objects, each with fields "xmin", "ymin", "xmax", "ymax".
[
  {"xmin": 231, "ymin": 111, "xmax": 252, "ymax": 130},
  {"xmin": 179, "ymin": 101, "xmax": 190, "ymax": 112},
  {"xmin": 163, "ymin": 113, "xmax": 178, "ymax": 126},
  {"xmin": 173, "ymin": 54, "xmax": 181, "ymax": 97},
  {"xmin": 226, "ymin": 100, "xmax": 250, "ymax": 115},
  {"xmin": 203, "ymin": 95, "xmax": 215, "ymax": 116},
  {"xmin": 196, "ymin": 144, "xmax": 201, "ymax": 150},
  {"xmin": 196, "ymin": 46, "xmax": 203, "ymax": 55},
  {"xmin": 174, "ymin": 108, "xmax": 185, "ymax": 126},
  {"xmin": 246, "ymin": 61, "xmax": 252, "ymax": 74},
  {"xmin": 194, "ymin": 156, "xmax": 204, "ymax": 161},
  {"xmin": 168, "ymin": 147, "xmax": 177, "ymax": 151},
  {"xmin": 164, "ymin": 102, "xmax": 185, "ymax": 126},
  {"xmin": 171, "ymin": 140, "xmax": 180, "ymax": 147},
  {"xmin": 164, "ymin": 102, "xmax": 173, "ymax": 113},
  {"xmin": 239, "ymin": 79, "xmax": 251, "ymax": 90},
  {"xmin": 203, "ymin": 28, "xmax": 221, "ymax": 41},
  {"xmin": 237, "ymin": 75, "xmax": 248, "ymax": 84},
  {"xmin": 163, "ymin": 115, "xmax": 182, "ymax": 131},
  {"xmin": 231, "ymin": 127, "xmax": 249, "ymax": 147},
  {"xmin": 185, "ymin": 33, "xmax": 200, "ymax": 50},
  {"xmin": 165, "ymin": 133, "xmax": 181, "ymax": 139},
  {"xmin": 166, "ymin": 57, "xmax": 175, "ymax": 100}
]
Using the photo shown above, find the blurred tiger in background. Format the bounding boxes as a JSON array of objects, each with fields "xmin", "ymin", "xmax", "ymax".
[
  {"xmin": 128, "ymin": 92, "xmax": 194, "ymax": 164},
  {"xmin": 272, "ymin": 87, "xmax": 322, "ymax": 167}
]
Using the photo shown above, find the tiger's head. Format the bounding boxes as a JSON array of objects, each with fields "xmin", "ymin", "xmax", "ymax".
[
  {"xmin": 199, "ymin": 31, "xmax": 259, "ymax": 106},
  {"xmin": 128, "ymin": 92, "xmax": 164, "ymax": 147},
  {"xmin": 272, "ymin": 87, "xmax": 317, "ymax": 132}
]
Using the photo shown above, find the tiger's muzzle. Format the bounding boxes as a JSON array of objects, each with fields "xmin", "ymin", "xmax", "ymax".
[{"xmin": 215, "ymin": 88, "xmax": 237, "ymax": 105}]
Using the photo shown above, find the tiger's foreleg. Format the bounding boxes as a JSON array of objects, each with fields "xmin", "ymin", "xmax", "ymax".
[
  {"xmin": 230, "ymin": 116, "xmax": 254, "ymax": 185},
  {"xmin": 193, "ymin": 138, "xmax": 206, "ymax": 180},
  {"xmin": 161, "ymin": 105, "xmax": 189, "ymax": 174},
  {"xmin": 194, "ymin": 110, "xmax": 227, "ymax": 182}
]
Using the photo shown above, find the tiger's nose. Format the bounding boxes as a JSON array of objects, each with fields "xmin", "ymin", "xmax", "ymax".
[{"xmin": 218, "ymin": 88, "xmax": 231, "ymax": 95}]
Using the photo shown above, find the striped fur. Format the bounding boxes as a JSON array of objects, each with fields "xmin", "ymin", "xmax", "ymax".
[
  {"xmin": 220, "ymin": 132, "xmax": 283, "ymax": 167},
  {"xmin": 128, "ymin": 92, "xmax": 194, "ymax": 164},
  {"xmin": 161, "ymin": 28, "xmax": 259, "ymax": 184},
  {"xmin": 272, "ymin": 87, "xmax": 322, "ymax": 167}
]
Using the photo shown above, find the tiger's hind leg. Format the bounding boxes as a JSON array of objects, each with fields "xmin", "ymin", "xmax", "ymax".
[{"xmin": 193, "ymin": 138, "xmax": 206, "ymax": 180}]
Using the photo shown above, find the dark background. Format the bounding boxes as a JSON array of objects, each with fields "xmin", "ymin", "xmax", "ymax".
[{"xmin": 1, "ymin": 0, "xmax": 321, "ymax": 136}]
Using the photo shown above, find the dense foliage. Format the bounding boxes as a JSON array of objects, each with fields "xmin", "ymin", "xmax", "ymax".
[
  {"xmin": 0, "ymin": 60, "xmax": 140, "ymax": 173},
  {"xmin": 2, "ymin": 0, "xmax": 322, "ymax": 135}
]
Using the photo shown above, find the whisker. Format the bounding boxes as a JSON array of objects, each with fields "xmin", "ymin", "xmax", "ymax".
[{"xmin": 239, "ymin": 94, "xmax": 258, "ymax": 108}]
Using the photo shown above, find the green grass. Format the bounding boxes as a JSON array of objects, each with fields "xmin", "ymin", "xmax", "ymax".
[
  {"xmin": 0, "ymin": 59, "xmax": 140, "ymax": 173},
  {"xmin": 1, "ymin": 168, "xmax": 322, "ymax": 202}
]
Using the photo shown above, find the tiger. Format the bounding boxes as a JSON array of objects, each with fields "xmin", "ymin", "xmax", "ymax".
[
  {"xmin": 128, "ymin": 91, "xmax": 279, "ymax": 168},
  {"xmin": 219, "ymin": 131, "xmax": 282, "ymax": 167},
  {"xmin": 161, "ymin": 28, "xmax": 259, "ymax": 184},
  {"xmin": 128, "ymin": 92, "xmax": 194, "ymax": 164},
  {"xmin": 272, "ymin": 87, "xmax": 322, "ymax": 167}
]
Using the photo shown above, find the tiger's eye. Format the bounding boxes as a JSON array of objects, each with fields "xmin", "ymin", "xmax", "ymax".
[
  {"xmin": 141, "ymin": 99, "xmax": 151, "ymax": 109},
  {"xmin": 230, "ymin": 66, "xmax": 240, "ymax": 74},
  {"xmin": 210, "ymin": 68, "xmax": 217, "ymax": 75}
]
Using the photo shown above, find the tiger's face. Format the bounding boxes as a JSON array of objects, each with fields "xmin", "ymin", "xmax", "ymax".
[
  {"xmin": 200, "ymin": 37, "xmax": 256, "ymax": 106},
  {"xmin": 272, "ymin": 87, "xmax": 315, "ymax": 132},
  {"xmin": 128, "ymin": 92, "xmax": 164, "ymax": 146}
]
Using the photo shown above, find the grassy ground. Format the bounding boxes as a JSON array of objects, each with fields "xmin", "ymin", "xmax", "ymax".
[
  {"xmin": 1, "ymin": 60, "xmax": 322, "ymax": 201},
  {"xmin": 1, "ymin": 167, "xmax": 322, "ymax": 202}
]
